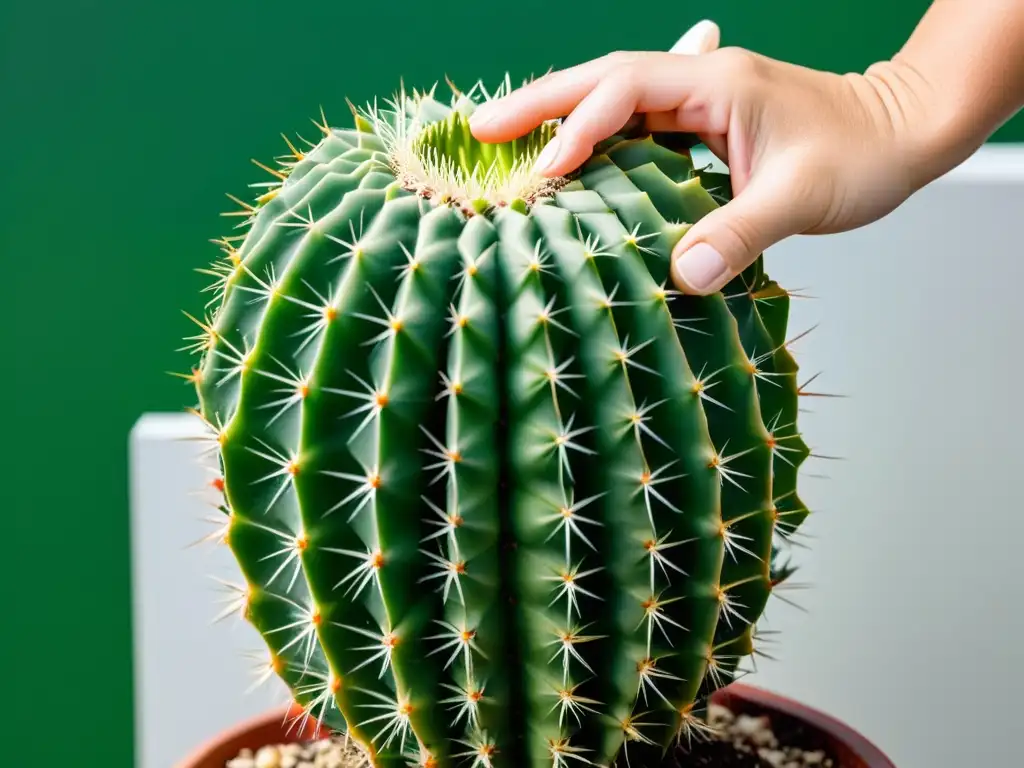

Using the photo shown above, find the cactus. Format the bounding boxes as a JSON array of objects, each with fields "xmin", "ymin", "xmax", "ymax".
[{"xmin": 182, "ymin": 77, "xmax": 815, "ymax": 768}]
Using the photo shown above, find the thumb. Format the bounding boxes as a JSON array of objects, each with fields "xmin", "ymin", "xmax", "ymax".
[{"xmin": 670, "ymin": 170, "xmax": 810, "ymax": 294}]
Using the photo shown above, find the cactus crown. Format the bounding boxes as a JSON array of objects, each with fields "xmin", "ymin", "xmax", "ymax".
[
  {"xmin": 366, "ymin": 79, "xmax": 568, "ymax": 211},
  {"xmin": 183, "ymin": 76, "xmax": 817, "ymax": 768}
]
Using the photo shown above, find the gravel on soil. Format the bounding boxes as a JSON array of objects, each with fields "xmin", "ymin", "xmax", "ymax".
[
  {"xmin": 224, "ymin": 704, "xmax": 837, "ymax": 768},
  {"xmin": 225, "ymin": 736, "xmax": 367, "ymax": 768},
  {"xmin": 669, "ymin": 704, "xmax": 836, "ymax": 767}
]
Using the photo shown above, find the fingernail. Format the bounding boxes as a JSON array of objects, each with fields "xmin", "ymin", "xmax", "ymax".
[
  {"xmin": 533, "ymin": 137, "xmax": 562, "ymax": 174},
  {"xmin": 670, "ymin": 20, "xmax": 720, "ymax": 55},
  {"xmin": 674, "ymin": 242, "xmax": 730, "ymax": 293}
]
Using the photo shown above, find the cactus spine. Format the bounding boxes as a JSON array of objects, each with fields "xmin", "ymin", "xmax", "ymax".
[{"xmin": 183, "ymin": 78, "xmax": 814, "ymax": 768}]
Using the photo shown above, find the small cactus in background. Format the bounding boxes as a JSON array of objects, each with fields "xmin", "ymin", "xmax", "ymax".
[{"xmin": 181, "ymin": 77, "xmax": 818, "ymax": 768}]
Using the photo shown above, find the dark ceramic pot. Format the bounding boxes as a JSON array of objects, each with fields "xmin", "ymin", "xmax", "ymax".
[{"xmin": 177, "ymin": 684, "xmax": 894, "ymax": 768}]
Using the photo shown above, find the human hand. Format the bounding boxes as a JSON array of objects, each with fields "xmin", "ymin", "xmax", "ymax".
[{"xmin": 468, "ymin": 22, "xmax": 939, "ymax": 294}]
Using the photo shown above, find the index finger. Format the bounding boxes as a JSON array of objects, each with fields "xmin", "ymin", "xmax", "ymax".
[
  {"xmin": 468, "ymin": 53, "xmax": 633, "ymax": 142},
  {"xmin": 469, "ymin": 19, "xmax": 721, "ymax": 144}
]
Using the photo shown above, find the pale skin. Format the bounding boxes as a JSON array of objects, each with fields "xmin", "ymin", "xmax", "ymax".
[{"xmin": 469, "ymin": 1, "xmax": 1024, "ymax": 294}]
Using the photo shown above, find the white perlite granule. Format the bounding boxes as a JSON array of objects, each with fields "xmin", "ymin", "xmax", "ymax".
[
  {"xmin": 227, "ymin": 706, "xmax": 836, "ymax": 768},
  {"xmin": 226, "ymin": 737, "xmax": 366, "ymax": 768},
  {"xmin": 707, "ymin": 704, "xmax": 835, "ymax": 768}
]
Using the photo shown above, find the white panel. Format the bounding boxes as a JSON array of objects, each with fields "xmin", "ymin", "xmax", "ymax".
[
  {"xmin": 129, "ymin": 413, "xmax": 288, "ymax": 768},
  {"xmin": 738, "ymin": 144, "xmax": 1024, "ymax": 768}
]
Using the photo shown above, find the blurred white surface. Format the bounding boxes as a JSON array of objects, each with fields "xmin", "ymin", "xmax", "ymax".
[
  {"xmin": 740, "ymin": 143, "xmax": 1024, "ymax": 768},
  {"xmin": 129, "ymin": 413, "xmax": 288, "ymax": 768},
  {"xmin": 130, "ymin": 144, "xmax": 1024, "ymax": 768}
]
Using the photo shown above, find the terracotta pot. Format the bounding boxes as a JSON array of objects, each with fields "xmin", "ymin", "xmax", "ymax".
[
  {"xmin": 712, "ymin": 685, "xmax": 894, "ymax": 768},
  {"xmin": 177, "ymin": 684, "xmax": 894, "ymax": 768}
]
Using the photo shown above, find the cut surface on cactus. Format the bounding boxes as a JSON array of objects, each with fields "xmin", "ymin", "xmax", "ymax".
[{"xmin": 185, "ymin": 77, "xmax": 814, "ymax": 768}]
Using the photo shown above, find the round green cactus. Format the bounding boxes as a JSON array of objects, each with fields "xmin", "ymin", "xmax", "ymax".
[{"xmin": 182, "ymin": 77, "xmax": 814, "ymax": 768}]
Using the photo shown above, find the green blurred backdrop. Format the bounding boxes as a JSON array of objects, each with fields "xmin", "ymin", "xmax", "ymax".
[{"xmin": 2, "ymin": 0, "xmax": 1019, "ymax": 764}]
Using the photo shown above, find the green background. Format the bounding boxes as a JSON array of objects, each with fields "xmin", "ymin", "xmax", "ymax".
[{"xmin": 2, "ymin": 0, "xmax": 1018, "ymax": 764}]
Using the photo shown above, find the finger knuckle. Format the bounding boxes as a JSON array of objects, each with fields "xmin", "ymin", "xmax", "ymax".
[
  {"xmin": 723, "ymin": 213, "xmax": 763, "ymax": 260},
  {"xmin": 610, "ymin": 61, "xmax": 645, "ymax": 92},
  {"xmin": 604, "ymin": 49, "xmax": 641, "ymax": 67},
  {"xmin": 788, "ymin": 156, "xmax": 840, "ymax": 228},
  {"xmin": 758, "ymin": 152, "xmax": 835, "ymax": 232},
  {"xmin": 712, "ymin": 46, "xmax": 763, "ymax": 82},
  {"xmin": 783, "ymin": 149, "xmax": 833, "ymax": 190}
]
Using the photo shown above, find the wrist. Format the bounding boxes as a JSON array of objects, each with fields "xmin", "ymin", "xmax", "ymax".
[
  {"xmin": 858, "ymin": 0, "xmax": 1024, "ymax": 191},
  {"xmin": 857, "ymin": 56, "xmax": 982, "ymax": 192}
]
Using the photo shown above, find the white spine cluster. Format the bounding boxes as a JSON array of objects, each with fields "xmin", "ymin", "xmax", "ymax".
[{"xmin": 358, "ymin": 78, "xmax": 569, "ymax": 209}]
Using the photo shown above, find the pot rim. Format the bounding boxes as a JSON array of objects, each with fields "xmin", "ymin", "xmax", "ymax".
[
  {"xmin": 175, "ymin": 683, "xmax": 894, "ymax": 768},
  {"xmin": 715, "ymin": 684, "xmax": 895, "ymax": 768}
]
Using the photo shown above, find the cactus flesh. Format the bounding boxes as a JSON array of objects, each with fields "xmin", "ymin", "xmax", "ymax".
[{"xmin": 184, "ymin": 78, "xmax": 813, "ymax": 768}]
